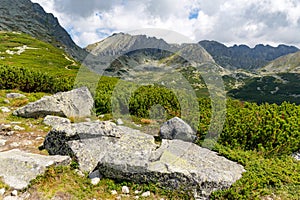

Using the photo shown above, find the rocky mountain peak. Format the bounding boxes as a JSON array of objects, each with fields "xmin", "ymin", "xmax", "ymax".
[{"xmin": 0, "ymin": 0, "xmax": 87, "ymax": 61}]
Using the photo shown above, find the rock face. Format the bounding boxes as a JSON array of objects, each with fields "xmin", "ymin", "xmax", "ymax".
[
  {"xmin": 43, "ymin": 115, "xmax": 71, "ymax": 128},
  {"xmin": 13, "ymin": 87, "xmax": 94, "ymax": 118},
  {"xmin": 160, "ymin": 117, "xmax": 197, "ymax": 142},
  {"xmin": 0, "ymin": 149, "xmax": 70, "ymax": 190},
  {"xmin": 0, "ymin": 0, "xmax": 87, "ymax": 61},
  {"xmin": 43, "ymin": 121, "xmax": 123, "ymax": 172},
  {"xmin": 44, "ymin": 121, "xmax": 245, "ymax": 199}
]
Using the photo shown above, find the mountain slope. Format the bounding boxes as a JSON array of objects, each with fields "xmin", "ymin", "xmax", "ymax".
[
  {"xmin": 0, "ymin": 0, "xmax": 87, "ymax": 61},
  {"xmin": 259, "ymin": 51, "xmax": 300, "ymax": 74},
  {"xmin": 199, "ymin": 40, "xmax": 299, "ymax": 70},
  {"xmin": 0, "ymin": 31, "xmax": 79, "ymax": 77}
]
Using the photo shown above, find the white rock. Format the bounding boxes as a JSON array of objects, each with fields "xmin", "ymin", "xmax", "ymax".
[
  {"xmin": 0, "ymin": 188, "xmax": 5, "ymax": 195},
  {"xmin": 121, "ymin": 186, "xmax": 130, "ymax": 194},
  {"xmin": 134, "ymin": 190, "xmax": 141, "ymax": 194},
  {"xmin": 11, "ymin": 190, "xmax": 18, "ymax": 196},
  {"xmin": 6, "ymin": 93, "xmax": 26, "ymax": 99},
  {"xmin": 141, "ymin": 191, "xmax": 151, "ymax": 197},
  {"xmin": 115, "ymin": 196, "xmax": 121, "ymax": 200},
  {"xmin": 74, "ymin": 169, "xmax": 85, "ymax": 177},
  {"xmin": 13, "ymin": 125, "xmax": 25, "ymax": 131},
  {"xmin": 0, "ymin": 140, "xmax": 6, "ymax": 146},
  {"xmin": 0, "ymin": 107, "xmax": 11, "ymax": 113},
  {"xmin": 116, "ymin": 118, "xmax": 124, "ymax": 125},
  {"xmin": 90, "ymin": 178, "xmax": 100, "ymax": 185},
  {"xmin": 134, "ymin": 196, "xmax": 139, "ymax": 199},
  {"xmin": 111, "ymin": 190, "xmax": 118, "ymax": 195},
  {"xmin": 10, "ymin": 122, "xmax": 21, "ymax": 125},
  {"xmin": 3, "ymin": 99, "xmax": 10, "ymax": 104}
]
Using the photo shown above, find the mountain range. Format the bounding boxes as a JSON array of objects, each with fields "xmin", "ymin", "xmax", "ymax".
[{"xmin": 0, "ymin": 0, "xmax": 300, "ymax": 104}]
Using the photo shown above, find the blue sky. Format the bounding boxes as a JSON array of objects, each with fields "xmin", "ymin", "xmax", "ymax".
[{"xmin": 32, "ymin": 0, "xmax": 300, "ymax": 48}]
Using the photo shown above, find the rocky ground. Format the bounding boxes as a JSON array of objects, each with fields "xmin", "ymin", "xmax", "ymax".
[{"xmin": 0, "ymin": 88, "xmax": 246, "ymax": 200}]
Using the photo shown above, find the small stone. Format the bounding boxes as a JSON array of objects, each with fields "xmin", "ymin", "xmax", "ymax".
[
  {"xmin": 134, "ymin": 190, "xmax": 141, "ymax": 194},
  {"xmin": 11, "ymin": 190, "xmax": 18, "ymax": 196},
  {"xmin": 99, "ymin": 115, "xmax": 104, "ymax": 118},
  {"xmin": 0, "ymin": 107, "xmax": 11, "ymax": 113},
  {"xmin": 75, "ymin": 169, "xmax": 85, "ymax": 177},
  {"xmin": 13, "ymin": 125, "xmax": 25, "ymax": 131},
  {"xmin": 121, "ymin": 186, "xmax": 130, "ymax": 194},
  {"xmin": 111, "ymin": 190, "xmax": 118, "ymax": 195},
  {"xmin": 116, "ymin": 118, "xmax": 124, "ymax": 125},
  {"xmin": 134, "ymin": 196, "xmax": 139, "ymax": 199},
  {"xmin": 90, "ymin": 178, "xmax": 100, "ymax": 185},
  {"xmin": 0, "ymin": 188, "xmax": 5, "ymax": 195},
  {"xmin": 0, "ymin": 139, "xmax": 6, "ymax": 146},
  {"xmin": 10, "ymin": 142, "xmax": 20, "ymax": 147},
  {"xmin": 6, "ymin": 93, "xmax": 26, "ymax": 99},
  {"xmin": 115, "ymin": 196, "xmax": 121, "ymax": 200},
  {"xmin": 3, "ymin": 99, "xmax": 10, "ymax": 104},
  {"xmin": 6, "ymin": 131, "xmax": 15, "ymax": 136},
  {"xmin": 141, "ymin": 191, "xmax": 151, "ymax": 197}
]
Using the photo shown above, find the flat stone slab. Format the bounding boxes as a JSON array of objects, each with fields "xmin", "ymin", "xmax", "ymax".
[
  {"xmin": 0, "ymin": 149, "xmax": 70, "ymax": 190},
  {"xmin": 43, "ymin": 121, "xmax": 245, "ymax": 199}
]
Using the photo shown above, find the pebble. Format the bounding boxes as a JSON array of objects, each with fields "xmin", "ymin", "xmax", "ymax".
[
  {"xmin": 3, "ymin": 99, "xmax": 10, "ymax": 104},
  {"xmin": 90, "ymin": 177, "xmax": 100, "ymax": 185},
  {"xmin": 74, "ymin": 169, "xmax": 85, "ymax": 177},
  {"xmin": 134, "ymin": 190, "xmax": 141, "ymax": 194},
  {"xmin": 6, "ymin": 93, "xmax": 26, "ymax": 99},
  {"xmin": 111, "ymin": 190, "xmax": 118, "ymax": 195},
  {"xmin": 121, "ymin": 186, "xmax": 130, "ymax": 194},
  {"xmin": 141, "ymin": 191, "xmax": 151, "ymax": 197},
  {"xmin": 116, "ymin": 118, "xmax": 124, "ymax": 125},
  {"xmin": 0, "ymin": 107, "xmax": 11, "ymax": 113},
  {"xmin": 11, "ymin": 190, "xmax": 17, "ymax": 196},
  {"xmin": 13, "ymin": 125, "xmax": 25, "ymax": 131},
  {"xmin": 0, "ymin": 188, "xmax": 5, "ymax": 195},
  {"xmin": 0, "ymin": 139, "xmax": 6, "ymax": 146},
  {"xmin": 134, "ymin": 196, "xmax": 139, "ymax": 199}
]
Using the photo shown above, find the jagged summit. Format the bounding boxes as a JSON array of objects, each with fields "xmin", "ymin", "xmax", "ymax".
[
  {"xmin": 199, "ymin": 40, "xmax": 299, "ymax": 70},
  {"xmin": 85, "ymin": 32, "xmax": 170, "ymax": 56},
  {"xmin": 0, "ymin": 0, "xmax": 87, "ymax": 61}
]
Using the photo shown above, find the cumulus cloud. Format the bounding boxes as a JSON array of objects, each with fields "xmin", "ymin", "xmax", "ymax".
[{"xmin": 32, "ymin": 0, "xmax": 300, "ymax": 48}]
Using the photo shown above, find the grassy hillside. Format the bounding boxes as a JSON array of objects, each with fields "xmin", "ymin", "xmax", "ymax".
[
  {"xmin": 0, "ymin": 31, "xmax": 79, "ymax": 77},
  {"xmin": 0, "ymin": 31, "xmax": 299, "ymax": 199}
]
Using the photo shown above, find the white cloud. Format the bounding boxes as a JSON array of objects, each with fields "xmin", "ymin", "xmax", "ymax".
[{"xmin": 31, "ymin": 0, "xmax": 300, "ymax": 48}]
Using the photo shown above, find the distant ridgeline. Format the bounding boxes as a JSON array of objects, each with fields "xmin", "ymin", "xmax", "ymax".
[{"xmin": 199, "ymin": 40, "xmax": 299, "ymax": 71}]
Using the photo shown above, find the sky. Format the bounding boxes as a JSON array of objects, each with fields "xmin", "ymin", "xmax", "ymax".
[{"xmin": 31, "ymin": 0, "xmax": 300, "ymax": 48}]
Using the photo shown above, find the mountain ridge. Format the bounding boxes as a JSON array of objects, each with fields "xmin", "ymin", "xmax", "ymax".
[
  {"xmin": 0, "ymin": 0, "xmax": 87, "ymax": 61},
  {"xmin": 199, "ymin": 40, "xmax": 299, "ymax": 70}
]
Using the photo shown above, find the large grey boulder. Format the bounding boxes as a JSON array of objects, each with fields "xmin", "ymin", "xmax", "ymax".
[
  {"xmin": 160, "ymin": 117, "xmax": 197, "ymax": 142},
  {"xmin": 0, "ymin": 149, "xmax": 70, "ymax": 190},
  {"xmin": 13, "ymin": 87, "xmax": 94, "ymax": 118},
  {"xmin": 43, "ymin": 121, "xmax": 124, "ymax": 172},
  {"xmin": 43, "ymin": 121, "xmax": 245, "ymax": 199}
]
